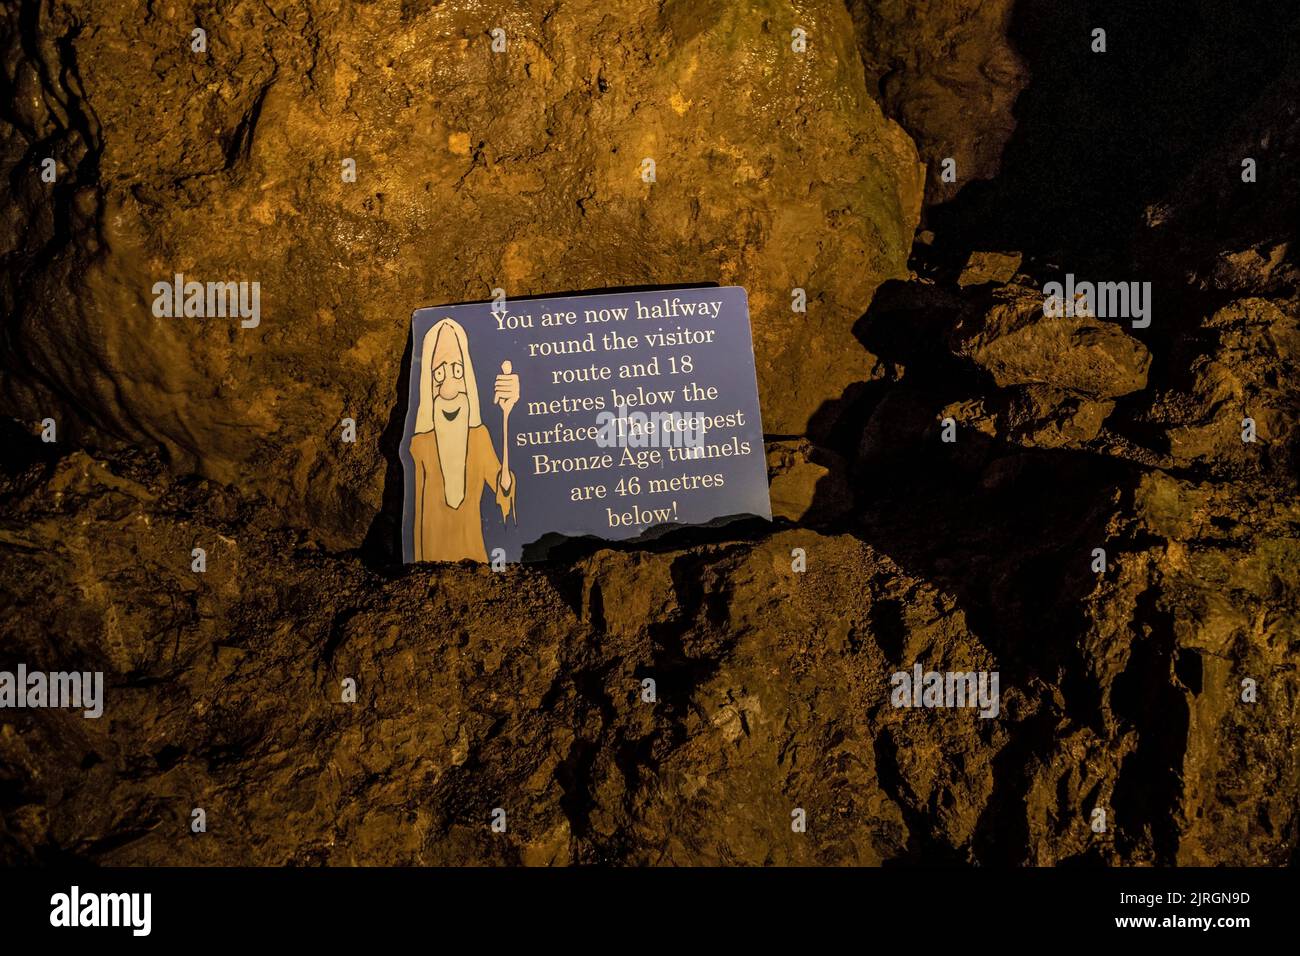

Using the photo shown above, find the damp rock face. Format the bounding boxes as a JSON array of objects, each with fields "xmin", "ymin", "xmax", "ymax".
[
  {"xmin": 1155, "ymin": 297, "xmax": 1300, "ymax": 481},
  {"xmin": 848, "ymin": 0, "xmax": 1028, "ymax": 204},
  {"xmin": 0, "ymin": 0, "xmax": 922, "ymax": 547},
  {"xmin": 765, "ymin": 439, "xmax": 852, "ymax": 525},
  {"xmin": 1, "ymin": 443, "xmax": 1295, "ymax": 865},
  {"xmin": 1139, "ymin": 24, "xmax": 1300, "ymax": 295},
  {"xmin": 958, "ymin": 250, "xmax": 1022, "ymax": 288},
  {"xmin": 0, "ymin": 450, "xmax": 988, "ymax": 865},
  {"xmin": 950, "ymin": 288, "xmax": 1151, "ymax": 400},
  {"xmin": 3, "ymin": 1, "xmax": 1300, "ymax": 870},
  {"xmin": 899, "ymin": 286, "xmax": 1151, "ymax": 450}
]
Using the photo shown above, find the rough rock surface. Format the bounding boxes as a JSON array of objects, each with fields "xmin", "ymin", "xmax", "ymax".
[
  {"xmin": 0, "ymin": 0, "xmax": 923, "ymax": 547},
  {"xmin": 848, "ymin": 0, "xmax": 1027, "ymax": 204},
  {"xmin": 1139, "ymin": 17, "xmax": 1300, "ymax": 295},
  {"xmin": 2, "ymin": 2, "xmax": 1299, "ymax": 868},
  {"xmin": 1148, "ymin": 297, "xmax": 1300, "ymax": 480},
  {"xmin": 950, "ymin": 287, "xmax": 1150, "ymax": 399},
  {"xmin": 958, "ymin": 250, "xmax": 1022, "ymax": 288},
  {"xmin": 0, "ymin": 448, "xmax": 985, "ymax": 865},
  {"xmin": 765, "ymin": 439, "xmax": 851, "ymax": 525},
  {"xmin": 2, "ymin": 427, "xmax": 1295, "ymax": 865}
]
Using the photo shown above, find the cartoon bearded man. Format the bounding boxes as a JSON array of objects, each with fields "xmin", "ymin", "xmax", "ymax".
[{"xmin": 408, "ymin": 318, "xmax": 518, "ymax": 562}]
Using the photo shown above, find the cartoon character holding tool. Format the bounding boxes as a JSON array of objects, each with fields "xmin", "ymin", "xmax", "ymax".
[{"xmin": 408, "ymin": 318, "xmax": 518, "ymax": 562}]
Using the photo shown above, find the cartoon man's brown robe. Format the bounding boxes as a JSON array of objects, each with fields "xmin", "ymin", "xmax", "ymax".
[{"xmin": 409, "ymin": 318, "xmax": 517, "ymax": 563}]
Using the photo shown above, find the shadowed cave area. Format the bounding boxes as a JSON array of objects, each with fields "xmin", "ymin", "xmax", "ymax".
[{"xmin": 1, "ymin": 0, "xmax": 1297, "ymax": 866}]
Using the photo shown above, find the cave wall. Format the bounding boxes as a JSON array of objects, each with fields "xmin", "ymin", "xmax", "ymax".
[
  {"xmin": 1, "ymin": 0, "xmax": 922, "ymax": 547},
  {"xmin": 2, "ymin": 0, "xmax": 1298, "ymax": 867}
]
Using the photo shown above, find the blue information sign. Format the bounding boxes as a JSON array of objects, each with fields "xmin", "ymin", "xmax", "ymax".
[{"xmin": 401, "ymin": 286, "xmax": 771, "ymax": 563}]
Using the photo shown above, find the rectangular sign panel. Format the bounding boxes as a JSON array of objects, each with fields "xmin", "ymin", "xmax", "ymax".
[{"xmin": 401, "ymin": 286, "xmax": 771, "ymax": 563}]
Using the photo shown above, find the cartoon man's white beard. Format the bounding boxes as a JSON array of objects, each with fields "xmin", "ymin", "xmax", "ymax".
[{"xmin": 433, "ymin": 400, "xmax": 469, "ymax": 508}]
